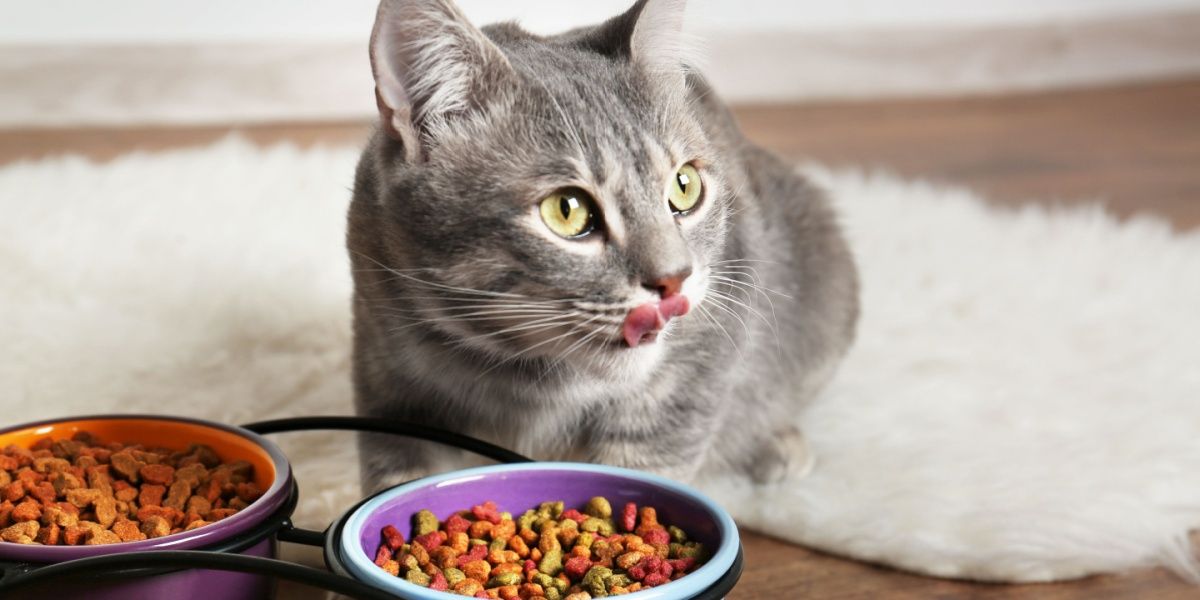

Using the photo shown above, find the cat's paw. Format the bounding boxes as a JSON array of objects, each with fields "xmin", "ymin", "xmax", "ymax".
[{"xmin": 749, "ymin": 426, "xmax": 816, "ymax": 484}]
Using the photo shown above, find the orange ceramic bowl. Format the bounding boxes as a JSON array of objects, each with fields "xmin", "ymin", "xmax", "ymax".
[{"xmin": 0, "ymin": 414, "xmax": 292, "ymax": 564}]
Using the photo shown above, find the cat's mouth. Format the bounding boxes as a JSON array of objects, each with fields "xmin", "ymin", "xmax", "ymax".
[{"xmin": 622, "ymin": 294, "xmax": 690, "ymax": 348}]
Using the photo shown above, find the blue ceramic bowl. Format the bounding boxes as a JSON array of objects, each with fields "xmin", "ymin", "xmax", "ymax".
[{"xmin": 336, "ymin": 462, "xmax": 740, "ymax": 599}]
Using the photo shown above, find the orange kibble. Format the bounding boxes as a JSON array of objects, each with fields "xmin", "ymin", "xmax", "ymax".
[
  {"xmin": 638, "ymin": 506, "xmax": 658, "ymax": 526},
  {"xmin": 462, "ymin": 559, "xmax": 491, "ymax": 582},
  {"xmin": 496, "ymin": 584, "xmax": 519, "ymax": 599},
  {"xmin": 453, "ymin": 579, "xmax": 483, "ymax": 596},
  {"xmin": 490, "ymin": 562, "xmax": 522, "ymax": 578},
  {"xmin": 529, "ymin": 547, "xmax": 542, "ymax": 562},
  {"xmin": 449, "ymin": 531, "xmax": 470, "ymax": 554},
  {"xmin": 469, "ymin": 520, "xmax": 494, "ymax": 539},
  {"xmin": 491, "ymin": 519, "xmax": 516, "ymax": 540},
  {"xmin": 409, "ymin": 542, "xmax": 430, "ymax": 566},
  {"xmin": 431, "ymin": 545, "xmax": 459, "ymax": 569},
  {"xmin": 519, "ymin": 583, "xmax": 545, "ymax": 598},
  {"xmin": 519, "ymin": 527, "xmax": 538, "ymax": 544},
  {"xmin": 507, "ymin": 535, "xmax": 530, "ymax": 557}
]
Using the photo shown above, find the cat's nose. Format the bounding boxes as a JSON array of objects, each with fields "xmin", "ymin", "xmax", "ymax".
[{"xmin": 643, "ymin": 267, "xmax": 693, "ymax": 299}]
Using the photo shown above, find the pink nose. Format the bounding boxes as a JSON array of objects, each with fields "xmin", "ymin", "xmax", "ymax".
[{"xmin": 622, "ymin": 294, "xmax": 690, "ymax": 348}]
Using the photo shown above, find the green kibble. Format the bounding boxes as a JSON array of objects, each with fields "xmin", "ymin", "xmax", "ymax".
[
  {"xmin": 444, "ymin": 567, "xmax": 466, "ymax": 586},
  {"xmin": 534, "ymin": 573, "xmax": 556, "ymax": 589},
  {"xmin": 538, "ymin": 500, "xmax": 564, "ymax": 519},
  {"xmin": 489, "ymin": 537, "xmax": 508, "ymax": 553},
  {"xmin": 538, "ymin": 547, "xmax": 563, "ymax": 575},
  {"xmin": 576, "ymin": 531, "xmax": 595, "ymax": 549},
  {"xmin": 487, "ymin": 572, "xmax": 522, "ymax": 587},
  {"xmin": 544, "ymin": 588, "xmax": 562, "ymax": 600},
  {"xmin": 518, "ymin": 510, "xmax": 538, "ymax": 531},
  {"xmin": 583, "ymin": 566, "xmax": 614, "ymax": 597},
  {"xmin": 399, "ymin": 553, "xmax": 419, "ymax": 571},
  {"xmin": 500, "ymin": 511, "xmax": 512, "ymax": 521},
  {"xmin": 405, "ymin": 569, "xmax": 431, "ymax": 587},
  {"xmin": 675, "ymin": 542, "xmax": 705, "ymax": 560},
  {"xmin": 584, "ymin": 496, "xmax": 612, "ymax": 519},
  {"xmin": 413, "ymin": 509, "xmax": 438, "ymax": 537},
  {"xmin": 604, "ymin": 573, "xmax": 631, "ymax": 590},
  {"xmin": 668, "ymin": 525, "xmax": 687, "ymax": 544},
  {"xmin": 579, "ymin": 517, "xmax": 613, "ymax": 536},
  {"xmin": 557, "ymin": 578, "xmax": 571, "ymax": 593},
  {"xmin": 469, "ymin": 538, "xmax": 488, "ymax": 546}
]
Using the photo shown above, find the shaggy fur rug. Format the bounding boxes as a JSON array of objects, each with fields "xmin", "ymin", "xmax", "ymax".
[{"xmin": 2, "ymin": 138, "xmax": 1197, "ymax": 586}]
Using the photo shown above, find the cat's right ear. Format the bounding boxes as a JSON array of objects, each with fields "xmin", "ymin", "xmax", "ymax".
[{"xmin": 369, "ymin": 0, "xmax": 514, "ymax": 163}]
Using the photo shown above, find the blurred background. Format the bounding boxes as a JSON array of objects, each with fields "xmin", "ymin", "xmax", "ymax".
[
  {"xmin": 3, "ymin": 0, "xmax": 1199, "ymax": 124},
  {"xmin": 1, "ymin": 0, "xmax": 1198, "ymax": 227},
  {"xmin": 2, "ymin": 1, "xmax": 1199, "ymax": 597}
]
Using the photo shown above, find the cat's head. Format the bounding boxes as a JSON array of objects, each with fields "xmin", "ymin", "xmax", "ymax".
[{"xmin": 357, "ymin": 0, "xmax": 734, "ymax": 379}]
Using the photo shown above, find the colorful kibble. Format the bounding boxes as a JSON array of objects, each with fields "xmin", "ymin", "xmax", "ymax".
[
  {"xmin": 374, "ymin": 498, "xmax": 706, "ymax": 597},
  {"xmin": 0, "ymin": 433, "xmax": 260, "ymax": 546}
]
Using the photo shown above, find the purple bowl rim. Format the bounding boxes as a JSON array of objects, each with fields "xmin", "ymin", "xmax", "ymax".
[
  {"xmin": 0, "ymin": 413, "xmax": 293, "ymax": 563},
  {"xmin": 338, "ymin": 462, "xmax": 740, "ymax": 600}
]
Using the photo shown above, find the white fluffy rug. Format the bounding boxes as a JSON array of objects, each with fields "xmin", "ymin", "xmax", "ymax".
[{"xmin": 2, "ymin": 138, "xmax": 1198, "ymax": 585}]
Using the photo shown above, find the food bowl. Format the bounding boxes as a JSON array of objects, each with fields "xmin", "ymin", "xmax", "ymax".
[
  {"xmin": 327, "ymin": 462, "xmax": 742, "ymax": 600},
  {"xmin": 0, "ymin": 414, "xmax": 294, "ymax": 600}
]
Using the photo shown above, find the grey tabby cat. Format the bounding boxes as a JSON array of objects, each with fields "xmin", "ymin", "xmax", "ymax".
[{"xmin": 349, "ymin": 0, "xmax": 859, "ymax": 491}]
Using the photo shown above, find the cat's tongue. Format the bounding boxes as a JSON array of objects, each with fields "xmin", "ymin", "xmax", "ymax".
[{"xmin": 623, "ymin": 295, "xmax": 690, "ymax": 348}]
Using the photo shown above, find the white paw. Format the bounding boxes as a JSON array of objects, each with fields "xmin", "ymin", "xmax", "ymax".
[{"xmin": 751, "ymin": 427, "xmax": 816, "ymax": 484}]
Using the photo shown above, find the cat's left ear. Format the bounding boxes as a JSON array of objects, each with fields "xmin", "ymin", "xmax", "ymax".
[
  {"xmin": 581, "ymin": 0, "xmax": 695, "ymax": 85},
  {"xmin": 370, "ymin": 0, "xmax": 515, "ymax": 163}
]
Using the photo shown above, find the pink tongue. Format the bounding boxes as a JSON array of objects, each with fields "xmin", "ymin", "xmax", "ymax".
[{"xmin": 622, "ymin": 296, "xmax": 691, "ymax": 348}]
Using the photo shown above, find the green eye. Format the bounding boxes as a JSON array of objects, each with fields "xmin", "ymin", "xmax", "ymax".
[
  {"xmin": 539, "ymin": 188, "xmax": 596, "ymax": 239},
  {"xmin": 669, "ymin": 163, "xmax": 703, "ymax": 214}
]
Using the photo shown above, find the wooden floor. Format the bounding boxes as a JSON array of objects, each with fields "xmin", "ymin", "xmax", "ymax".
[{"xmin": 3, "ymin": 78, "xmax": 1197, "ymax": 598}]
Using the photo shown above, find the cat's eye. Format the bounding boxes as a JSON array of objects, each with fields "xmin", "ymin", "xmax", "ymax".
[
  {"xmin": 539, "ymin": 188, "xmax": 596, "ymax": 239},
  {"xmin": 669, "ymin": 163, "xmax": 703, "ymax": 214}
]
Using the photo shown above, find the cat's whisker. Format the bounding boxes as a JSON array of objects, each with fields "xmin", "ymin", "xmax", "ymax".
[
  {"xmin": 383, "ymin": 311, "xmax": 564, "ymax": 335},
  {"xmin": 709, "ymin": 264, "xmax": 764, "ymax": 279},
  {"xmin": 706, "ymin": 286, "xmax": 784, "ymax": 356},
  {"xmin": 473, "ymin": 313, "xmax": 608, "ymax": 381},
  {"xmin": 536, "ymin": 321, "xmax": 611, "ymax": 384},
  {"xmin": 708, "ymin": 273, "xmax": 793, "ymax": 299},
  {"xmin": 706, "ymin": 288, "xmax": 773, "ymax": 330},
  {"xmin": 708, "ymin": 275, "xmax": 784, "ymax": 350},
  {"xmin": 711, "ymin": 257, "xmax": 779, "ymax": 265},
  {"xmin": 703, "ymin": 292, "xmax": 752, "ymax": 344},
  {"xmin": 456, "ymin": 313, "xmax": 580, "ymax": 344},
  {"xmin": 353, "ymin": 251, "xmax": 534, "ymax": 300},
  {"xmin": 696, "ymin": 304, "xmax": 744, "ymax": 362},
  {"xmin": 571, "ymin": 299, "xmax": 642, "ymax": 313},
  {"xmin": 377, "ymin": 302, "xmax": 566, "ymax": 317},
  {"xmin": 709, "ymin": 275, "xmax": 784, "ymax": 323}
]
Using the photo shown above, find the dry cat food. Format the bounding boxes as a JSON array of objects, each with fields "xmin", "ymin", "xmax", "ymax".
[
  {"xmin": 373, "ymin": 496, "xmax": 706, "ymax": 599},
  {"xmin": 0, "ymin": 431, "xmax": 262, "ymax": 546}
]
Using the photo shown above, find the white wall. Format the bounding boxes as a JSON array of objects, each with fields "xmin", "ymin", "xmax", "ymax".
[
  {"xmin": 3, "ymin": 0, "xmax": 1199, "ymax": 127},
  {"xmin": 2, "ymin": 0, "xmax": 1199, "ymax": 44}
]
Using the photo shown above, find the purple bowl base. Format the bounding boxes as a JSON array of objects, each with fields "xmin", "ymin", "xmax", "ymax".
[{"xmin": 7, "ymin": 537, "xmax": 276, "ymax": 600}]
